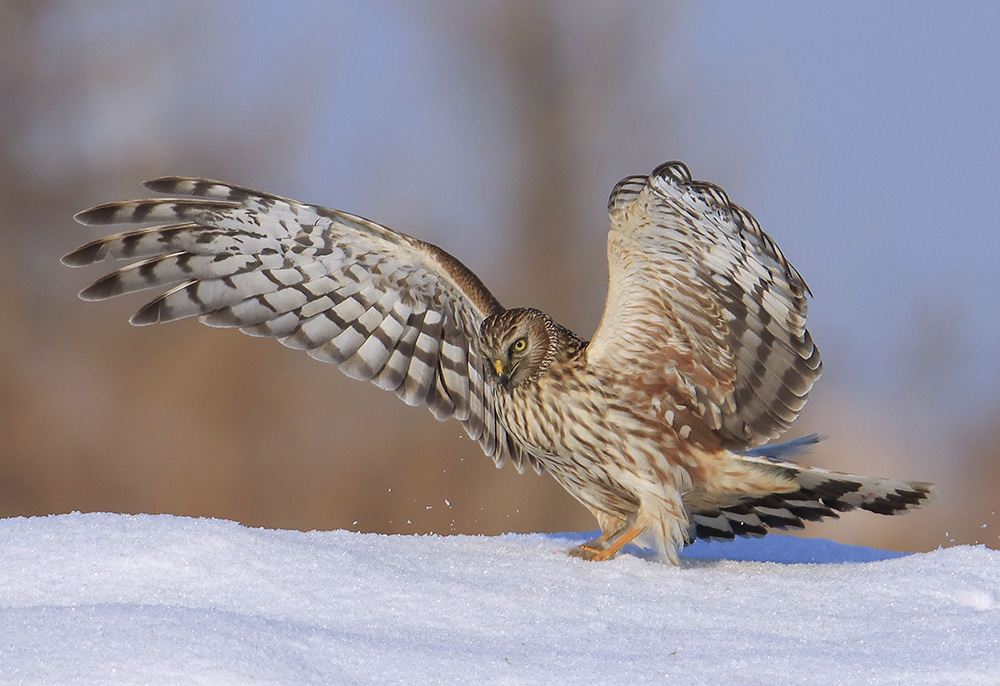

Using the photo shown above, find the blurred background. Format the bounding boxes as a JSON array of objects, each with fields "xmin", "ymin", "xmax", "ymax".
[{"xmin": 2, "ymin": 1, "xmax": 998, "ymax": 553}]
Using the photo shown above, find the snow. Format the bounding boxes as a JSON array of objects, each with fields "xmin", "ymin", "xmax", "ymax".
[{"xmin": 0, "ymin": 514, "xmax": 997, "ymax": 685}]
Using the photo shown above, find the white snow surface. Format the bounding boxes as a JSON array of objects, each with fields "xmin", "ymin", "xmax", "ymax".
[{"xmin": 0, "ymin": 514, "xmax": 997, "ymax": 685}]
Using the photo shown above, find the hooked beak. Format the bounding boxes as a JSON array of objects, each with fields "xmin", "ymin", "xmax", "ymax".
[{"xmin": 493, "ymin": 359, "xmax": 511, "ymax": 387}]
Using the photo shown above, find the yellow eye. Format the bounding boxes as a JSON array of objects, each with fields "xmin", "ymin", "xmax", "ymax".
[{"xmin": 512, "ymin": 338, "xmax": 527, "ymax": 353}]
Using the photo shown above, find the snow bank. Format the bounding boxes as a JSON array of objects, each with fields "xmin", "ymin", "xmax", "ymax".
[{"xmin": 0, "ymin": 513, "xmax": 996, "ymax": 684}]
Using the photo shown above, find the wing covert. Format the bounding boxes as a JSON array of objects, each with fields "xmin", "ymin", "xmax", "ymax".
[
  {"xmin": 65, "ymin": 177, "xmax": 539, "ymax": 473},
  {"xmin": 587, "ymin": 162, "xmax": 822, "ymax": 449}
]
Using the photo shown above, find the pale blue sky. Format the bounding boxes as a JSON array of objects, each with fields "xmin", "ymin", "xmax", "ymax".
[{"xmin": 27, "ymin": 1, "xmax": 1000, "ymax": 431}]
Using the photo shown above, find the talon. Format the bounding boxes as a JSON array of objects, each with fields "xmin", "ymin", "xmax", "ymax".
[
  {"xmin": 568, "ymin": 543, "xmax": 616, "ymax": 562},
  {"xmin": 566, "ymin": 525, "xmax": 643, "ymax": 561},
  {"xmin": 567, "ymin": 543, "xmax": 604, "ymax": 561}
]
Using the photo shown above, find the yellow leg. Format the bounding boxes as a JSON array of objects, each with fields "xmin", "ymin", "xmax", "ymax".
[{"xmin": 567, "ymin": 524, "xmax": 644, "ymax": 562}]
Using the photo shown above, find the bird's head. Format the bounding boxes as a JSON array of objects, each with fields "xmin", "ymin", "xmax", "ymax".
[{"xmin": 479, "ymin": 307, "xmax": 557, "ymax": 389}]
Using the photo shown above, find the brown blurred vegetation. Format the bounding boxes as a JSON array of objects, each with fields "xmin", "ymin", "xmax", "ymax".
[{"xmin": 1, "ymin": 3, "xmax": 995, "ymax": 555}]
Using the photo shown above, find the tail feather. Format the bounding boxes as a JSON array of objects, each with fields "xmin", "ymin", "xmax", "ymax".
[{"xmin": 687, "ymin": 436, "xmax": 935, "ymax": 544}]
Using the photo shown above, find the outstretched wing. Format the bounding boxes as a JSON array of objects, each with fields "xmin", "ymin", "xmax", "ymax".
[
  {"xmin": 587, "ymin": 162, "xmax": 822, "ymax": 450},
  {"xmin": 65, "ymin": 177, "xmax": 537, "ymax": 472}
]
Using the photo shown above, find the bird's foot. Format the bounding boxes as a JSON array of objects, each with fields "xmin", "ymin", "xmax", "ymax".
[
  {"xmin": 567, "ymin": 540, "xmax": 615, "ymax": 561},
  {"xmin": 566, "ymin": 525, "xmax": 643, "ymax": 562}
]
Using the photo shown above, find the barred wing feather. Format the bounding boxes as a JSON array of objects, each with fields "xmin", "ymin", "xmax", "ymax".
[
  {"xmin": 65, "ymin": 177, "xmax": 537, "ymax": 473},
  {"xmin": 587, "ymin": 162, "xmax": 822, "ymax": 450}
]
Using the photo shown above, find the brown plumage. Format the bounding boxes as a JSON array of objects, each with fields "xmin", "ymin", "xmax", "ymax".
[{"xmin": 64, "ymin": 162, "xmax": 933, "ymax": 564}]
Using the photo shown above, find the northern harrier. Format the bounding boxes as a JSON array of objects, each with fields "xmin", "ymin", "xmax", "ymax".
[{"xmin": 64, "ymin": 161, "xmax": 933, "ymax": 563}]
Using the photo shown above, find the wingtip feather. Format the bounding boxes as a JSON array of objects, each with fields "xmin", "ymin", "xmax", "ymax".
[
  {"xmin": 74, "ymin": 202, "xmax": 124, "ymax": 226},
  {"xmin": 128, "ymin": 302, "xmax": 162, "ymax": 326},
  {"xmin": 61, "ymin": 246, "xmax": 95, "ymax": 267}
]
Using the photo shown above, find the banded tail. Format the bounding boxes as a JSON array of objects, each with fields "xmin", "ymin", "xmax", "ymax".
[{"xmin": 688, "ymin": 436, "xmax": 935, "ymax": 543}]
